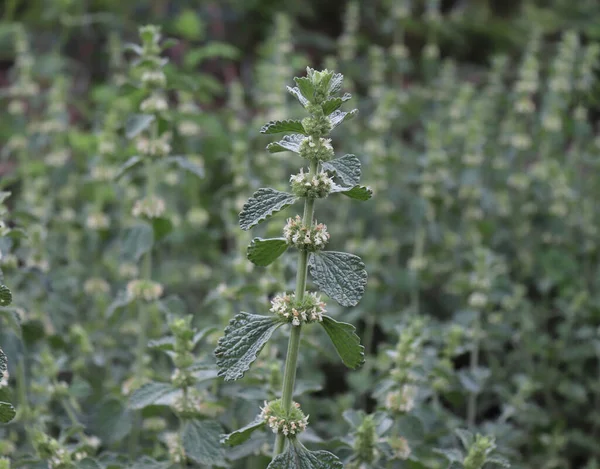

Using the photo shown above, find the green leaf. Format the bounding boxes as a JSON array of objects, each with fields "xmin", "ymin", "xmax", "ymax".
[
  {"xmin": 129, "ymin": 456, "xmax": 171, "ymax": 469},
  {"xmin": 261, "ymin": 120, "xmax": 306, "ymax": 135},
  {"xmin": 0, "ymin": 348, "xmax": 6, "ymax": 380},
  {"xmin": 115, "ymin": 155, "xmax": 143, "ymax": 180},
  {"xmin": 433, "ymin": 448, "xmax": 464, "ymax": 463},
  {"xmin": 91, "ymin": 398, "xmax": 132, "ymax": 444},
  {"xmin": 321, "ymin": 93, "xmax": 351, "ymax": 116},
  {"xmin": 221, "ymin": 418, "xmax": 266, "ymax": 446},
  {"xmin": 309, "ymin": 251, "xmax": 367, "ymax": 307},
  {"xmin": 148, "ymin": 336, "xmax": 176, "ymax": 351},
  {"xmin": 320, "ymin": 316, "xmax": 365, "ymax": 369},
  {"xmin": 106, "ymin": 292, "xmax": 133, "ymax": 319},
  {"xmin": 215, "ymin": 312, "xmax": 283, "ymax": 381},
  {"xmin": 151, "ymin": 217, "xmax": 173, "ymax": 242},
  {"xmin": 240, "ymin": 188, "xmax": 298, "ymax": 231},
  {"xmin": 268, "ymin": 440, "xmax": 343, "ymax": 469},
  {"xmin": 487, "ymin": 455, "xmax": 511, "ymax": 467},
  {"xmin": 332, "ymin": 184, "xmax": 373, "ymax": 201},
  {"xmin": 165, "ymin": 156, "xmax": 204, "ymax": 179},
  {"xmin": 75, "ymin": 458, "xmax": 103, "ymax": 469},
  {"xmin": 287, "ymin": 86, "xmax": 309, "ymax": 107},
  {"xmin": 182, "ymin": 419, "xmax": 226, "ymax": 466},
  {"xmin": 328, "ymin": 73, "xmax": 344, "ymax": 95},
  {"xmin": 121, "ymin": 223, "xmax": 154, "ymax": 262},
  {"xmin": 173, "ymin": 8, "xmax": 205, "ymax": 40},
  {"xmin": 0, "ymin": 401, "xmax": 15, "ymax": 423},
  {"xmin": 247, "ymin": 237, "xmax": 289, "ymax": 266},
  {"xmin": 266, "ymin": 134, "xmax": 305, "ymax": 154},
  {"xmin": 125, "ymin": 114, "xmax": 155, "ymax": 139},
  {"xmin": 329, "ymin": 109, "xmax": 358, "ymax": 129},
  {"xmin": 321, "ymin": 154, "xmax": 361, "ymax": 187},
  {"xmin": 128, "ymin": 382, "xmax": 180, "ymax": 410},
  {"xmin": 0, "ymin": 284, "xmax": 11, "ymax": 306},
  {"xmin": 455, "ymin": 429, "xmax": 474, "ymax": 449},
  {"xmin": 294, "ymin": 76, "xmax": 315, "ymax": 102}
]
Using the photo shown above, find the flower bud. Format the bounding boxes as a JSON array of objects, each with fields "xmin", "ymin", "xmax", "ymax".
[
  {"xmin": 283, "ymin": 215, "xmax": 330, "ymax": 251},
  {"xmin": 270, "ymin": 292, "xmax": 326, "ymax": 326},
  {"xmin": 290, "ymin": 169, "xmax": 333, "ymax": 198},
  {"xmin": 260, "ymin": 399, "xmax": 309, "ymax": 437}
]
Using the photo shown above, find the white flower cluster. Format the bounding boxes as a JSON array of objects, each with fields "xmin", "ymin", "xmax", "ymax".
[
  {"xmin": 259, "ymin": 400, "xmax": 308, "ymax": 437},
  {"xmin": 164, "ymin": 432, "xmax": 185, "ymax": 464},
  {"xmin": 388, "ymin": 436, "xmax": 412, "ymax": 460},
  {"xmin": 132, "ymin": 195, "xmax": 166, "ymax": 219},
  {"xmin": 136, "ymin": 132, "xmax": 172, "ymax": 157},
  {"xmin": 90, "ymin": 165, "xmax": 117, "ymax": 181},
  {"xmin": 141, "ymin": 70, "xmax": 166, "ymax": 88},
  {"xmin": 45, "ymin": 150, "xmax": 70, "ymax": 167},
  {"xmin": 86, "ymin": 212, "xmax": 110, "ymax": 230},
  {"xmin": 298, "ymin": 136, "xmax": 335, "ymax": 161},
  {"xmin": 290, "ymin": 169, "xmax": 333, "ymax": 199},
  {"xmin": 283, "ymin": 215, "xmax": 330, "ymax": 251},
  {"xmin": 126, "ymin": 279, "xmax": 164, "ymax": 302},
  {"xmin": 270, "ymin": 292, "xmax": 326, "ymax": 326},
  {"xmin": 140, "ymin": 92, "xmax": 168, "ymax": 113},
  {"xmin": 385, "ymin": 384, "xmax": 417, "ymax": 413},
  {"xmin": 171, "ymin": 388, "xmax": 204, "ymax": 417},
  {"xmin": 83, "ymin": 278, "xmax": 110, "ymax": 295}
]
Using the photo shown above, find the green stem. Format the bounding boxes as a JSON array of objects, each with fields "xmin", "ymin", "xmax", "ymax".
[
  {"xmin": 467, "ymin": 311, "xmax": 480, "ymax": 428},
  {"xmin": 273, "ymin": 160, "xmax": 318, "ymax": 457}
]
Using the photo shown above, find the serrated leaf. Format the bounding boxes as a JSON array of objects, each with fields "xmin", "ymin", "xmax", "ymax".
[
  {"xmin": 148, "ymin": 336, "xmax": 176, "ymax": 351},
  {"xmin": 115, "ymin": 155, "xmax": 144, "ymax": 180},
  {"xmin": 455, "ymin": 428, "xmax": 474, "ymax": 449},
  {"xmin": 328, "ymin": 73, "xmax": 344, "ymax": 95},
  {"xmin": 331, "ymin": 185, "xmax": 372, "ymax": 201},
  {"xmin": 247, "ymin": 238, "xmax": 289, "ymax": 266},
  {"xmin": 0, "ymin": 401, "xmax": 15, "ymax": 423},
  {"xmin": 165, "ymin": 156, "xmax": 204, "ymax": 178},
  {"xmin": 215, "ymin": 312, "xmax": 283, "ymax": 381},
  {"xmin": 221, "ymin": 418, "xmax": 265, "ymax": 446},
  {"xmin": 261, "ymin": 120, "xmax": 306, "ymax": 135},
  {"xmin": 294, "ymin": 77, "xmax": 315, "ymax": 102},
  {"xmin": 121, "ymin": 223, "xmax": 154, "ymax": 262},
  {"xmin": 266, "ymin": 134, "xmax": 305, "ymax": 154},
  {"xmin": 0, "ymin": 284, "xmax": 11, "ymax": 306},
  {"xmin": 287, "ymin": 86, "xmax": 309, "ymax": 107},
  {"xmin": 321, "ymin": 93, "xmax": 351, "ymax": 116},
  {"xmin": 182, "ymin": 419, "xmax": 226, "ymax": 466},
  {"xmin": 128, "ymin": 382, "xmax": 179, "ymax": 410},
  {"xmin": 433, "ymin": 448, "xmax": 464, "ymax": 463},
  {"xmin": 0, "ymin": 348, "xmax": 7, "ymax": 381},
  {"xmin": 320, "ymin": 316, "xmax": 365, "ymax": 369},
  {"xmin": 268, "ymin": 440, "xmax": 343, "ymax": 469},
  {"xmin": 125, "ymin": 114, "xmax": 155, "ymax": 139},
  {"xmin": 329, "ymin": 109, "xmax": 358, "ymax": 129},
  {"xmin": 487, "ymin": 455, "xmax": 511, "ymax": 467},
  {"xmin": 322, "ymin": 154, "xmax": 361, "ymax": 186},
  {"xmin": 309, "ymin": 251, "xmax": 367, "ymax": 307},
  {"xmin": 240, "ymin": 188, "xmax": 297, "ymax": 230}
]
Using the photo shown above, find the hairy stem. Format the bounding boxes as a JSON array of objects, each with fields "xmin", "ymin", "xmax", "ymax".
[{"xmin": 273, "ymin": 159, "xmax": 318, "ymax": 457}]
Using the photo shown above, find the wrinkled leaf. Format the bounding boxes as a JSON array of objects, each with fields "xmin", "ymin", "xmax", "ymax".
[
  {"xmin": 329, "ymin": 109, "xmax": 358, "ymax": 129},
  {"xmin": 0, "ymin": 348, "xmax": 6, "ymax": 380},
  {"xmin": 331, "ymin": 184, "xmax": 372, "ymax": 201},
  {"xmin": 294, "ymin": 77, "xmax": 315, "ymax": 102},
  {"xmin": 0, "ymin": 402, "xmax": 15, "ymax": 423},
  {"xmin": 261, "ymin": 120, "xmax": 306, "ymax": 135},
  {"xmin": 266, "ymin": 134, "xmax": 305, "ymax": 154},
  {"xmin": 240, "ymin": 188, "xmax": 297, "ymax": 230},
  {"xmin": 322, "ymin": 154, "xmax": 361, "ymax": 186},
  {"xmin": 128, "ymin": 382, "xmax": 179, "ymax": 410},
  {"xmin": 309, "ymin": 251, "xmax": 368, "ymax": 307},
  {"xmin": 247, "ymin": 237, "xmax": 289, "ymax": 266},
  {"xmin": 488, "ymin": 455, "xmax": 511, "ymax": 467},
  {"xmin": 182, "ymin": 419, "xmax": 226, "ymax": 466},
  {"xmin": 215, "ymin": 312, "xmax": 283, "ymax": 381},
  {"xmin": 268, "ymin": 440, "xmax": 343, "ymax": 469},
  {"xmin": 125, "ymin": 114, "xmax": 155, "ymax": 139},
  {"xmin": 287, "ymin": 86, "xmax": 309, "ymax": 107},
  {"xmin": 0, "ymin": 284, "xmax": 12, "ymax": 306},
  {"xmin": 328, "ymin": 73, "xmax": 344, "ymax": 95},
  {"xmin": 321, "ymin": 93, "xmax": 351, "ymax": 116},
  {"xmin": 221, "ymin": 417, "xmax": 265, "ymax": 446},
  {"xmin": 320, "ymin": 316, "xmax": 365, "ymax": 369}
]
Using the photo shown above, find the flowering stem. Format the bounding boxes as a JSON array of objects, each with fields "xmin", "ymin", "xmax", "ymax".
[{"xmin": 273, "ymin": 159, "xmax": 318, "ymax": 457}]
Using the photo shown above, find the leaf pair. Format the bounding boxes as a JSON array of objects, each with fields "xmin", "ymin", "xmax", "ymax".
[{"xmin": 214, "ymin": 313, "xmax": 364, "ymax": 382}]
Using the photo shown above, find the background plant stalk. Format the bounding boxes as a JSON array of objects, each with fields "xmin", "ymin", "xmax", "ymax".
[{"xmin": 273, "ymin": 158, "xmax": 318, "ymax": 457}]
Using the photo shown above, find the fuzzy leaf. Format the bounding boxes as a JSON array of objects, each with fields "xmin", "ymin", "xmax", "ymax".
[
  {"xmin": 455, "ymin": 428, "xmax": 474, "ymax": 449},
  {"xmin": 165, "ymin": 156, "xmax": 204, "ymax": 178},
  {"xmin": 287, "ymin": 86, "xmax": 309, "ymax": 107},
  {"xmin": 221, "ymin": 418, "xmax": 266, "ymax": 446},
  {"xmin": 266, "ymin": 134, "xmax": 305, "ymax": 154},
  {"xmin": 487, "ymin": 455, "xmax": 511, "ymax": 467},
  {"xmin": 329, "ymin": 109, "xmax": 358, "ymax": 129},
  {"xmin": 247, "ymin": 238, "xmax": 289, "ymax": 266},
  {"xmin": 328, "ymin": 73, "xmax": 344, "ymax": 95},
  {"xmin": 129, "ymin": 457, "xmax": 171, "ymax": 469},
  {"xmin": 215, "ymin": 312, "xmax": 283, "ymax": 381},
  {"xmin": 0, "ymin": 284, "xmax": 12, "ymax": 307},
  {"xmin": 121, "ymin": 223, "xmax": 154, "ymax": 262},
  {"xmin": 114, "ymin": 155, "xmax": 143, "ymax": 180},
  {"xmin": 338, "ymin": 185, "xmax": 373, "ymax": 201},
  {"xmin": 261, "ymin": 120, "xmax": 306, "ymax": 135},
  {"xmin": 0, "ymin": 401, "xmax": 16, "ymax": 423},
  {"xmin": 125, "ymin": 114, "xmax": 155, "ymax": 139},
  {"xmin": 294, "ymin": 77, "xmax": 315, "ymax": 102},
  {"xmin": 320, "ymin": 316, "xmax": 365, "ymax": 369},
  {"xmin": 309, "ymin": 251, "xmax": 367, "ymax": 307},
  {"xmin": 433, "ymin": 448, "xmax": 464, "ymax": 463},
  {"xmin": 240, "ymin": 188, "xmax": 298, "ymax": 230},
  {"xmin": 75, "ymin": 458, "xmax": 103, "ymax": 469},
  {"xmin": 321, "ymin": 93, "xmax": 351, "ymax": 116},
  {"xmin": 0, "ymin": 348, "xmax": 6, "ymax": 381},
  {"xmin": 128, "ymin": 382, "xmax": 179, "ymax": 410},
  {"xmin": 182, "ymin": 419, "xmax": 226, "ymax": 466},
  {"xmin": 322, "ymin": 154, "xmax": 361, "ymax": 186},
  {"xmin": 268, "ymin": 440, "xmax": 343, "ymax": 469}
]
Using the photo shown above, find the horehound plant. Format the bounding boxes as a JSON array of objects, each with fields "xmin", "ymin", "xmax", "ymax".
[{"xmin": 215, "ymin": 68, "xmax": 371, "ymax": 467}]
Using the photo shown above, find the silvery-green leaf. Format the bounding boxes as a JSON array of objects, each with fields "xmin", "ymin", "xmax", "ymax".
[
  {"xmin": 165, "ymin": 156, "xmax": 204, "ymax": 178},
  {"xmin": 182, "ymin": 419, "xmax": 226, "ymax": 466},
  {"xmin": 287, "ymin": 86, "xmax": 309, "ymax": 107},
  {"xmin": 121, "ymin": 223, "xmax": 154, "ymax": 262},
  {"xmin": 487, "ymin": 455, "xmax": 511, "ymax": 467},
  {"xmin": 239, "ymin": 188, "xmax": 297, "ymax": 231},
  {"xmin": 128, "ymin": 382, "xmax": 180, "ymax": 410},
  {"xmin": 329, "ymin": 109, "xmax": 358, "ymax": 129},
  {"xmin": 0, "ymin": 401, "xmax": 15, "ymax": 423},
  {"xmin": 106, "ymin": 292, "xmax": 133, "ymax": 319},
  {"xmin": 125, "ymin": 114, "xmax": 155, "ymax": 139},
  {"xmin": 247, "ymin": 237, "xmax": 289, "ymax": 266},
  {"xmin": 129, "ymin": 457, "xmax": 171, "ymax": 469},
  {"xmin": 114, "ymin": 155, "xmax": 143, "ymax": 180},
  {"xmin": 455, "ymin": 428, "xmax": 474, "ymax": 449},
  {"xmin": 322, "ymin": 154, "xmax": 361, "ymax": 186},
  {"xmin": 215, "ymin": 312, "xmax": 283, "ymax": 381},
  {"xmin": 267, "ymin": 134, "xmax": 305, "ymax": 154},
  {"xmin": 309, "ymin": 251, "xmax": 367, "ymax": 307},
  {"xmin": 294, "ymin": 76, "xmax": 315, "ymax": 102},
  {"xmin": 433, "ymin": 448, "xmax": 464, "ymax": 463},
  {"xmin": 0, "ymin": 348, "xmax": 7, "ymax": 381},
  {"xmin": 261, "ymin": 120, "xmax": 306, "ymax": 135},
  {"xmin": 328, "ymin": 73, "xmax": 344, "ymax": 95},
  {"xmin": 320, "ymin": 316, "xmax": 365, "ymax": 369},
  {"xmin": 321, "ymin": 93, "xmax": 351, "ymax": 116},
  {"xmin": 0, "ymin": 284, "xmax": 11, "ymax": 307},
  {"xmin": 331, "ymin": 184, "xmax": 372, "ymax": 201},
  {"xmin": 268, "ymin": 440, "xmax": 343, "ymax": 469},
  {"xmin": 221, "ymin": 417, "xmax": 265, "ymax": 446}
]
